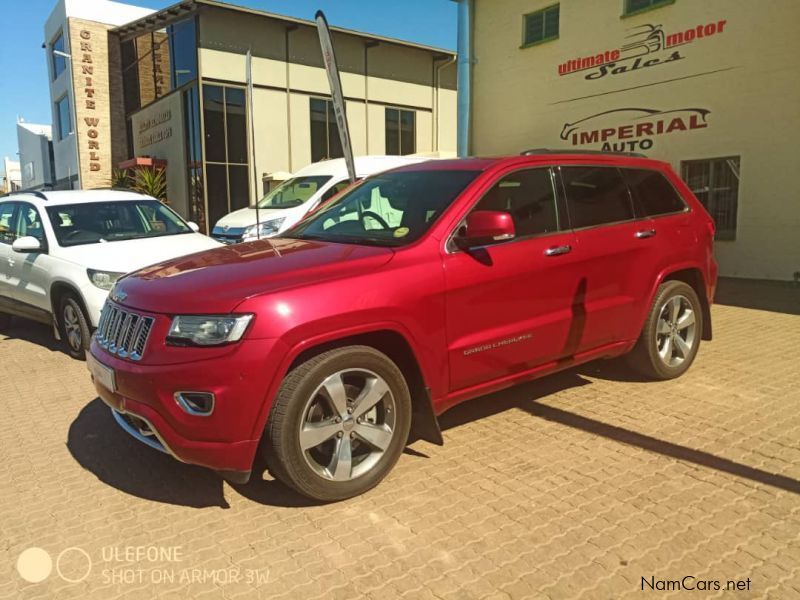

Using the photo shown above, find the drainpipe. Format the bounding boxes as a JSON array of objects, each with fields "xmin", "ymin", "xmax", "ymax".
[
  {"xmin": 456, "ymin": 0, "xmax": 473, "ymax": 157},
  {"xmin": 285, "ymin": 25, "xmax": 298, "ymax": 172}
]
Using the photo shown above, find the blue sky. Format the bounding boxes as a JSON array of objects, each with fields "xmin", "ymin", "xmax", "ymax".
[{"xmin": 0, "ymin": 0, "xmax": 457, "ymax": 175}]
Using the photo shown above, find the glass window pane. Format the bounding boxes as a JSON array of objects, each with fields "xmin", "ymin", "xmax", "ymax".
[
  {"xmin": 121, "ymin": 41, "xmax": 141, "ymax": 115},
  {"xmin": 561, "ymin": 167, "xmax": 633, "ymax": 228},
  {"xmin": 225, "ymin": 87, "xmax": 248, "ymax": 164},
  {"xmin": 135, "ymin": 33, "xmax": 157, "ymax": 107},
  {"xmin": 326, "ymin": 101, "xmax": 344, "ymax": 159},
  {"xmin": 624, "ymin": 168, "xmax": 686, "ymax": 217},
  {"xmin": 385, "ymin": 108, "xmax": 399, "ymax": 155},
  {"xmin": 310, "ymin": 98, "xmax": 328, "ymax": 162},
  {"xmin": 544, "ymin": 7, "xmax": 559, "ymax": 39},
  {"xmin": 711, "ymin": 158, "xmax": 739, "ymax": 239},
  {"xmin": 0, "ymin": 203, "xmax": 20, "ymax": 245},
  {"xmin": 228, "ymin": 165, "xmax": 250, "ymax": 211},
  {"xmin": 205, "ymin": 163, "xmax": 228, "ymax": 229},
  {"xmin": 203, "ymin": 85, "xmax": 226, "ymax": 163},
  {"xmin": 169, "ymin": 18, "xmax": 197, "ymax": 88},
  {"xmin": 525, "ymin": 13, "xmax": 544, "ymax": 44},
  {"xmin": 477, "ymin": 169, "xmax": 558, "ymax": 236},
  {"xmin": 52, "ymin": 33, "xmax": 66, "ymax": 79},
  {"xmin": 152, "ymin": 29, "xmax": 171, "ymax": 98},
  {"xmin": 400, "ymin": 110, "xmax": 415, "ymax": 155},
  {"xmin": 56, "ymin": 96, "xmax": 71, "ymax": 141}
]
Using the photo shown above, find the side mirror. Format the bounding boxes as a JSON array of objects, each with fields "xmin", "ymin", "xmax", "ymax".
[
  {"xmin": 11, "ymin": 236, "xmax": 42, "ymax": 254},
  {"xmin": 187, "ymin": 221, "xmax": 200, "ymax": 232},
  {"xmin": 457, "ymin": 210, "xmax": 515, "ymax": 249}
]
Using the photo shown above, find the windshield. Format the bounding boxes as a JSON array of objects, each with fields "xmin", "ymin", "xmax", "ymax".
[
  {"xmin": 46, "ymin": 200, "xmax": 193, "ymax": 247},
  {"xmin": 257, "ymin": 176, "xmax": 333, "ymax": 209},
  {"xmin": 286, "ymin": 170, "xmax": 480, "ymax": 247}
]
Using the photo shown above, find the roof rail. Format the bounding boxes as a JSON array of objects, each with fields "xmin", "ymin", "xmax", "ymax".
[
  {"xmin": 521, "ymin": 148, "xmax": 647, "ymax": 158},
  {"xmin": 0, "ymin": 190, "xmax": 49, "ymax": 200}
]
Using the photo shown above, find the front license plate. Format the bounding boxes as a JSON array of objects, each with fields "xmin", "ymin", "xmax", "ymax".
[{"xmin": 87, "ymin": 353, "xmax": 117, "ymax": 393}]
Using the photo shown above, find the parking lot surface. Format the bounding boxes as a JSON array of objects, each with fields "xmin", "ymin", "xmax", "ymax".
[{"xmin": 1, "ymin": 279, "xmax": 798, "ymax": 599}]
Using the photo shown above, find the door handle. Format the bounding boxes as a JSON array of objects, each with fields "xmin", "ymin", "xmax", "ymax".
[
  {"xmin": 544, "ymin": 244, "xmax": 572, "ymax": 256},
  {"xmin": 635, "ymin": 229, "xmax": 656, "ymax": 239}
]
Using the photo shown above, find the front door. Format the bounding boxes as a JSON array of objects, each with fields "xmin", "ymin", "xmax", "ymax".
[
  {"xmin": 443, "ymin": 167, "xmax": 583, "ymax": 393},
  {"xmin": 0, "ymin": 201, "xmax": 21, "ymax": 304},
  {"xmin": 9, "ymin": 203, "xmax": 51, "ymax": 314}
]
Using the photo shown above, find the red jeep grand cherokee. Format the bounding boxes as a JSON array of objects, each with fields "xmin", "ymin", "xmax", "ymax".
[{"xmin": 88, "ymin": 153, "xmax": 717, "ymax": 501}]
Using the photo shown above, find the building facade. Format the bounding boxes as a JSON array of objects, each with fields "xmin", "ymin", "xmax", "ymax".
[
  {"xmin": 16, "ymin": 122, "xmax": 56, "ymax": 191},
  {"xmin": 43, "ymin": 0, "xmax": 457, "ymax": 233},
  {"xmin": 111, "ymin": 0, "xmax": 457, "ymax": 232},
  {"xmin": 44, "ymin": 0, "xmax": 155, "ymax": 190},
  {"xmin": 466, "ymin": 0, "xmax": 800, "ymax": 281}
]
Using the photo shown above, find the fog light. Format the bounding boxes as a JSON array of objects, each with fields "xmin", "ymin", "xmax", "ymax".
[{"xmin": 174, "ymin": 392, "xmax": 215, "ymax": 416}]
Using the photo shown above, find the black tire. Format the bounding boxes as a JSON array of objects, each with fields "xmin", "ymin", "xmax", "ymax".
[
  {"xmin": 0, "ymin": 312, "xmax": 11, "ymax": 330},
  {"xmin": 60, "ymin": 294, "xmax": 91, "ymax": 361},
  {"xmin": 264, "ymin": 345, "xmax": 412, "ymax": 502},
  {"xmin": 628, "ymin": 280, "xmax": 703, "ymax": 380}
]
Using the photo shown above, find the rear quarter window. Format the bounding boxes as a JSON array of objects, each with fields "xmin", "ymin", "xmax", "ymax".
[
  {"xmin": 624, "ymin": 168, "xmax": 687, "ymax": 217},
  {"xmin": 560, "ymin": 166, "xmax": 634, "ymax": 229}
]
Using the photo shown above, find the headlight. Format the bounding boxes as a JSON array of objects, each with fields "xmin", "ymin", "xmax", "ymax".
[
  {"xmin": 242, "ymin": 217, "xmax": 286, "ymax": 241},
  {"xmin": 167, "ymin": 314, "xmax": 253, "ymax": 346},
  {"xmin": 88, "ymin": 269, "xmax": 125, "ymax": 290}
]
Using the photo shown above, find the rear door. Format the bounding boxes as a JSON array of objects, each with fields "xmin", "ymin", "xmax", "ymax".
[
  {"xmin": 443, "ymin": 166, "xmax": 582, "ymax": 393},
  {"xmin": 558, "ymin": 165, "xmax": 660, "ymax": 350}
]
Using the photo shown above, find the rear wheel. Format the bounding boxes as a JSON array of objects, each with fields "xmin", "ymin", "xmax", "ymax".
[
  {"xmin": 60, "ymin": 295, "xmax": 91, "ymax": 360},
  {"xmin": 264, "ymin": 346, "xmax": 411, "ymax": 501},
  {"xmin": 629, "ymin": 281, "xmax": 703, "ymax": 380}
]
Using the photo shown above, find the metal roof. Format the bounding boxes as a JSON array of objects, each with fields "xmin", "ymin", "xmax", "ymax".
[{"xmin": 112, "ymin": 0, "xmax": 456, "ymax": 56}]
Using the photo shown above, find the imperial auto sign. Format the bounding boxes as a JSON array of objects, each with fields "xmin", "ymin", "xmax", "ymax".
[{"xmin": 561, "ymin": 107, "xmax": 711, "ymax": 152}]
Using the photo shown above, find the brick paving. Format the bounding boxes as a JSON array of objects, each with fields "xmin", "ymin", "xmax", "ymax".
[{"xmin": 1, "ymin": 281, "xmax": 799, "ymax": 599}]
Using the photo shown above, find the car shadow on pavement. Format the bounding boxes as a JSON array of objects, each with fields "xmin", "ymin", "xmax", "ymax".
[
  {"xmin": 438, "ymin": 365, "xmax": 800, "ymax": 496},
  {"xmin": 0, "ymin": 317, "xmax": 69, "ymax": 356},
  {"xmin": 68, "ymin": 399, "xmax": 232, "ymax": 509}
]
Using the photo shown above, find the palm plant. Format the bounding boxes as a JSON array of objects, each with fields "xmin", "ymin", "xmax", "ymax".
[
  {"xmin": 111, "ymin": 168, "xmax": 131, "ymax": 189},
  {"xmin": 132, "ymin": 168, "xmax": 168, "ymax": 204}
]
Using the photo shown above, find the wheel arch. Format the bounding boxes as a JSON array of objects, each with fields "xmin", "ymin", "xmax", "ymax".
[
  {"xmin": 49, "ymin": 281, "xmax": 90, "ymax": 337},
  {"xmin": 660, "ymin": 267, "xmax": 712, "ymax": 340},
  {"xmin": 257, "ymin": 327, "xmax": 443, "ymax": 450}
]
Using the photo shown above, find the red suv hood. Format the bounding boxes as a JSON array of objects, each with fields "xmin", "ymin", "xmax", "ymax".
[{"xmin": 114, "ymin": 238, "xmax": 394, "ymax": 315}]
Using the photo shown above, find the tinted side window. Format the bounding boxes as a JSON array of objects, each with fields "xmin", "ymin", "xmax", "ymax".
[
  {"xmin": 0, "ymin": 202, "xmax": 20, "ymax": 245},
  {"xmin": 16, "ymin": 204, "xmax": 46, "ymax": 243},
  {"xmin": 561, "ymin": 167, "xmax": 633, "ymax": 228},
  {"xmin": 624, "ymin": 168, "xmax": 686, "ymax": 217},
  {"xmin": 475, "ymin": 168, "xmax": 558, "ymax": 237},
  {"xmin": 320, "ymin": 180, "xmax": 353, "ymax": 204}
]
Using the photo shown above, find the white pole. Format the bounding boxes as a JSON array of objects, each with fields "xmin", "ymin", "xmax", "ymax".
[{"xmin": 246, "ymin": 49, "xmax": 261, "ymax": 240}]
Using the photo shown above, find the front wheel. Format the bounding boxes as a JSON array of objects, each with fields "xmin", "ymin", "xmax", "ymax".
[
  {"xmin": 60, "ymin": 295, "xmax": 91, "ymax": 360},
  {"xmin": 629, "ymin": 281, "xmax": 703, "ymax": 380},
  {"xmin": 263, "ymin": 346, "xmax": 411, "ymax": 502}
]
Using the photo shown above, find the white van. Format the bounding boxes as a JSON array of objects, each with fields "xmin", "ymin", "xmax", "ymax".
[{"xmin": 211, "ymin": 155, "xmax": 430, "ymax": 244}]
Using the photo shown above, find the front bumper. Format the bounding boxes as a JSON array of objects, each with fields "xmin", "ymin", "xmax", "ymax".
[{"xmin": 88, "ymin": 336, "xmax": 283, "ymax": 478}]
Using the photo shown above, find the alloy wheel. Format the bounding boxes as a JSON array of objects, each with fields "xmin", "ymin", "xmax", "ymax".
[
  {"xmin": 656, "ymin": 295, "xmax": 697, "ymax": 368},
  {"xmin": 299, "ymin": 368, "xmax": 396, "ymax": 481},
  {"xmin": 63, "ymin": 304, "xmax": 82, "ymax": 352}
]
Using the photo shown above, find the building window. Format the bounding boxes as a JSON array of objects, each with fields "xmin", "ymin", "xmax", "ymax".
[
  {"xmin": 623, "ymin": 0, "xmax": 675, "ymax": 17},
  {"xmin": 310, "ymin": 98, "xmax": 344, "ymax": 162},
  {"xmin": 55, "ymin": 96, "xmax": 71, "ymax": 141},
  {"xmin": 202, "ymin": 84, "xmax": 250, "ymax": 230},
  {"xmin": 522, "ymin": 4, "xmax": 559, "ymax": 47},
  {"xmin": 52, "ymin": 32, "xmax": 67, "ymax": 80},
  {"xmin": 385, "ymin": 108, "xmax": 416, "ymax": 155},
  {"xmin": 681, "ymin": 157, "xmax": 740, "ymax": 241},
  {"xmin": 120, "ymin": 17, "xmax": 198, "ymax": 117}
]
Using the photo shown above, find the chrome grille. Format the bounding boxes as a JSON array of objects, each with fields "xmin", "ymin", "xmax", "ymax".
[{"xmin": 96, "ymin": 302, "xmax": 154, "ymax": 361}]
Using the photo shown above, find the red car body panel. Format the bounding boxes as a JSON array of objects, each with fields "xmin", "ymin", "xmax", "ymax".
[{"xmin": 89, "ymin": 153, "xmax": 717, "ymax": 477}]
